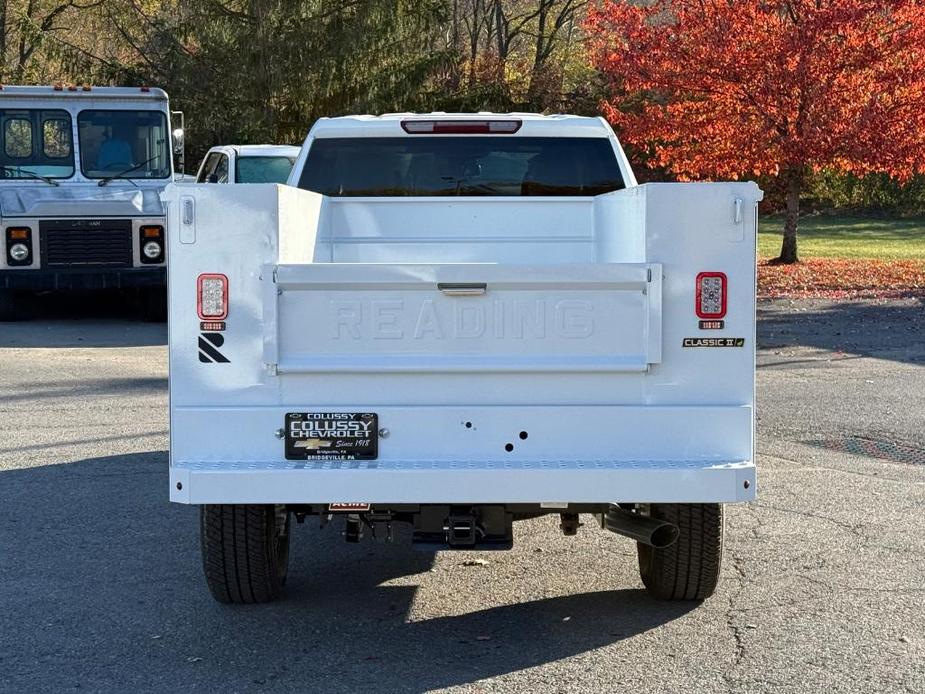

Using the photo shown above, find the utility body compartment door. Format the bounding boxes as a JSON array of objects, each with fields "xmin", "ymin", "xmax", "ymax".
[{"xmin": 262, "ymin": 263, "xmax": 662, "ymax": 375}]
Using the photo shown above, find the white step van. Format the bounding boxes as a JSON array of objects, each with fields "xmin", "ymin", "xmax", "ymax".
[
  {"xmin": 0, "ymin": 85, "xmax": 183, "ymax": 320},
  {"xmin": 166, "ymin": 114, "xmax": 760, "ymax": 604}
]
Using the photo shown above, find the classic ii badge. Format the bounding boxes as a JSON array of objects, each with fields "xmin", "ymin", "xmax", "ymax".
[{"xmin": 682, "ymin": 337, "xmax": 745, "ymax": 347}]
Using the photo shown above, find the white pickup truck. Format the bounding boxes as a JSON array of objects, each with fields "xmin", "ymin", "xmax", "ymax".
[
  {"xmin": 167, "ymin": 114, "xmax": 760, "ymax": 604},
  {"xmin": 194, "ymin": 144, "xmax": 300, "ymax": 184}
]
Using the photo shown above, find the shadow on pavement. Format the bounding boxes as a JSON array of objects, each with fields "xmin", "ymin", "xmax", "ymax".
[
  {"xmin": 0, "ymin": 376, "xmax": 167, "ymax": 405},
  {"xmin": 758, "ymin": 297, "xmax": 925, "ymax": 365},
  {"xmin": 0, "ymin": 321, "xmax": 166, "ymax": 348},
  {"xmin": 0, "ymin": 452, "xmax": 693, "ymax": 693},
  {"xmin": 0, "ymin": 290, "xmax": 166, "ymax": 348}
]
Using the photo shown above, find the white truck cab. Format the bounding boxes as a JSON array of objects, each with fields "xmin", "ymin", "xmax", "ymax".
[
  {"xmin": 195, "ymin": 144, "xmax": 299, "ymax": 184},
  {"xmin": 0, "ymin": 85, "xmax": 182, "ymax": 320},
  {"xmin": 167, "ymin": 113, "xmax": 760, "ymax": 604}
]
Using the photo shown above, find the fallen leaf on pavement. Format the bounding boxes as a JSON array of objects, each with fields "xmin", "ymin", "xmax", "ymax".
[
  {"xmin": 758, "ymin": 258, "xmax": 925, "ymax": 299},
  {"xmin": 463, "ymin": 558, "xmax": 489, "ymax": 567}
]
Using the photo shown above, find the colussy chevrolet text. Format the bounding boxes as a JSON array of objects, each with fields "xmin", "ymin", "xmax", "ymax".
[{"xmin": 166, "ymin": 113, "xmax": 760, "ymax": 604}]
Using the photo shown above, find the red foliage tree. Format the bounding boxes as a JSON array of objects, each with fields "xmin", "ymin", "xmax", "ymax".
[{"xmin": 587, "ymin": 0, "xmax": 925, "ymax": 263}]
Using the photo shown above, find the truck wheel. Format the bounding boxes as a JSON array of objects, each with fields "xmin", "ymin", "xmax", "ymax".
[
  {"xmin": 637, "ymin": 503, "xmax": 724, "ymax": 600},
  {"xmin": 200, "ymin": 505, "xmax": 291, "ymax": 604},
  {"xmin": 0, "ymin": 291, "xmax": 24, "ymax": 321},
  {"xmin": 140, "ymin": 288, "xmax": 167, "ymax": 322}
]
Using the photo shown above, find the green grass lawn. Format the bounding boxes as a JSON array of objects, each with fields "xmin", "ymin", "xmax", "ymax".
[{"xmin": 758, "ymin": 215, "xmax": 925, "ymax": 260}]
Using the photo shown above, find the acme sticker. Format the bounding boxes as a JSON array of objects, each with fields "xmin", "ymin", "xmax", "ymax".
[
  {"xmin": 329, "ymin": 503, "xmax": 371, "ymax": 512},
  {"xmin": 683, "ymin": 337, "xmax": 745, "ymax": 348}
]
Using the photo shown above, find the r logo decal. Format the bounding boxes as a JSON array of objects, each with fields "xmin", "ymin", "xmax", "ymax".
[{"xmin": 198, "ymin": 332, "xmax": 230, "ymax": 363}]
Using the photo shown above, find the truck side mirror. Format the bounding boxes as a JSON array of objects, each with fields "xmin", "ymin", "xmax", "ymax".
[
  {"xmin": 171, "ymin": 109, "xmax": 186, "ymax": 179},
  {"xmin": 207, "ymin": 173, "xmax": 219, "ymax": 184},
  {"xmin": 172, "ymin": 128, "xmax": 185, "ymax": 155}
]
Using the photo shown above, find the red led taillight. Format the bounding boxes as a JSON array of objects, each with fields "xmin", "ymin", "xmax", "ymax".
[
  {"xmin": 197, "ymin": 273, "xmax": 228, "ymax": 320},
  {"xmin": 696, "ymin": 272, "xmax": 727, "ymax": 319}
]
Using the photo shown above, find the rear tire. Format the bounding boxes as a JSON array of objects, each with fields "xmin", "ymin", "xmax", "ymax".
[
  {"xmin": 200, "ymin": 505, "xmax": 291, "ymax": 604},
  {"xmin": 0, "ymin": 290, "xmax": 25, "ymax": 321},
  {"xmin": 637, "ymin": 503, "xmax": 724, "ymax": 600}
]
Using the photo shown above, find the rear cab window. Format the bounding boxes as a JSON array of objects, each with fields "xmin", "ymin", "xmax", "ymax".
[
  {"xmin": 235, "ymin": 156, "xmax": 296, "ymax": 184},
  {"xmin": 298, "ymin": 137, "xmax": 624, "ymax": 197}
]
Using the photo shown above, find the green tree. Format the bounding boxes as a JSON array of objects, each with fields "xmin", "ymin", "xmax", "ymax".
[{"xmin": 92, "ymin": 0, "xmax": 450, "ymax": 160}]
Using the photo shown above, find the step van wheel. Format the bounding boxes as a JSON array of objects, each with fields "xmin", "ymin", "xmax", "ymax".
[
  {"xmin": 200, "ymin": 504, "xmax": 291, "ymax": 604},
  {"xmin": 637, "ymin": 503, "xmax": 724, "ymax": 601}
]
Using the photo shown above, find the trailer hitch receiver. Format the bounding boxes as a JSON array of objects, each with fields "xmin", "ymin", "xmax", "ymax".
[{"xmin": 446, "ymin": 514, "xmax": 478, "ymax": 547}]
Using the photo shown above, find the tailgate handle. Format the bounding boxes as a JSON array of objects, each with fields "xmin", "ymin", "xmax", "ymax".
[{"xmin": 438, "ymin": 283, "xmax": 487, "ymax": 296}]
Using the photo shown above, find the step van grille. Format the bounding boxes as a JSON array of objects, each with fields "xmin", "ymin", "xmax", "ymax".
[{"xmin": 40, "ymin": 219, "xmax": 133, "ymax": 268}]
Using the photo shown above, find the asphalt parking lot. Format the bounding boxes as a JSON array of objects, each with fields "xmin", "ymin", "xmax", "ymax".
[{"xmin": 1, "ymin": 295, "xmax": 923, "ymax": 694}]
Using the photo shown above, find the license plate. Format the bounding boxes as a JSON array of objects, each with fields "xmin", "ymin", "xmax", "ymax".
[{"xmin": 285, "ymin": 412, "xmax": 378, "ymax": 461}]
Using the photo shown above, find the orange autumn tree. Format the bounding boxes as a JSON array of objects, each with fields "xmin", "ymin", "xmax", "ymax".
[{"xmin": 587, "ymin": 0, "xmax": 925, "ymax": 263}]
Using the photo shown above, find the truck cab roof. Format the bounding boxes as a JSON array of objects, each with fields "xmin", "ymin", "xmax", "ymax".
[
  {"xmin": 307, "ymin": 113, "xmax": 618, "ymax": 139},
  {"xmin": 205, "ymin": 144, "xmax": 300, "ymax": 158}
]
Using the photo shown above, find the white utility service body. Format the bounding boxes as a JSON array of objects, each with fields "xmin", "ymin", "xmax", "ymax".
[
  {"xmin": 0, "ymin": 86, "xmax": 183, "ymax": 320},
  {"xmin": 167, "ymin": 114, "xmax": 760, "ymax": 604}
]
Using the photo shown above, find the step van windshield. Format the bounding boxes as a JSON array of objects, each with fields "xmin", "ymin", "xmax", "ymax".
[{"xmin": 77, "ymin": 109, "xmax": 171, "ymax": 180}]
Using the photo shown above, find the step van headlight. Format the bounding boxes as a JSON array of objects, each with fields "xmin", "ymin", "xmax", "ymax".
[
  {"xmin": 5, "ymin": 227, "xmax": 32, "ymax": 266},
  {"xmin": 139, "ymin": 225, "xmax": 164, "ymax": 264},
  {"xmin": 9, "ymin": 243, "xmax": 29, "ymax": 262},
  {"xmin": 143, "ymin": 241, "xmax": 162, "ymax": 259}
]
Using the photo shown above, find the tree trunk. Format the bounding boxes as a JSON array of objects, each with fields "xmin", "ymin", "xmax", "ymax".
[
  {"xmin": 448, "ymin": 0, "xmax": 460, "ymax": 90},
  {"xmin": 248, "ymin": 0, "xmax": 275, "ymax": 139},
  {"xmin": 0, "ymin": 0, "xmax": 7, "ymax": 81},
  {"xmin": 777, "ymin": 167, "xmax": 803, "ymax": 264},
  {"xmin": 493, "ymin": 0, "xmax": 507, "ymax": 80},
  {"xmin": 467, "ymin": 0, "xmax": 482, "ymax": 90},
  {"xmin": 526, "ymin": 1, "xmax": 550, "ymax": 107}
]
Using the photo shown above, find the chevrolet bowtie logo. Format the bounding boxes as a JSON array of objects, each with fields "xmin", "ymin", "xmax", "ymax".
[{"xmin": 293, "ymin": 439, "xmax": 334, "ymax": 449}]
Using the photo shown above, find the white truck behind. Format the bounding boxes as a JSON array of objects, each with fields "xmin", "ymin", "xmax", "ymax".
[
  {"xmin": 195, "ymin": 144, "xmax": 300, "ymax": 184},
  {"xmin": 167, "ymin": 114, "xmax": 760, "ymax": 604},
  {"xmin": 0, "ymin": 86, "xmax": 183, "ymax": 321}
]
